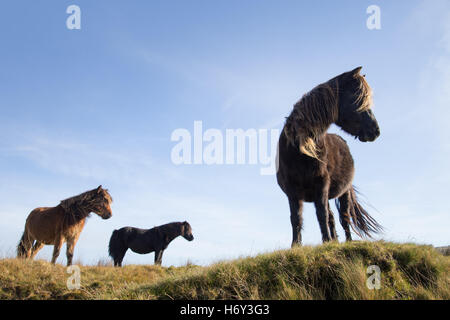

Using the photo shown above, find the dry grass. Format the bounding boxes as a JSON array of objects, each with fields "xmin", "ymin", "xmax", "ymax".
[{"xmin": 0, "ymin": 241, "xmax": 448, "ymax": 300}]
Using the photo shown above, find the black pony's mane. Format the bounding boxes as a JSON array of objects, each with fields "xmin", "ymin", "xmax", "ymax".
[{"xmin": 153, "ymin": 222, "xmax": 183, "ymax": 233}]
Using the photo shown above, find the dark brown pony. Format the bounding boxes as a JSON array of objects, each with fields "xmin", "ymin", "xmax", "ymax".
[
  {"xmin": 108, "ymin": 221, "xmax": 194, "ymax": 266},
  {"xmin": 277, "ymin": 67, "xmax": 382, "ymax": 246},
  {"xmin": 17, "ymin": 185, "xmax": 113, "ymax": 265}
]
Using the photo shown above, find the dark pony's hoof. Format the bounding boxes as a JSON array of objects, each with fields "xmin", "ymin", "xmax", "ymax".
[{"xmin": 291, "ymin": 242, "xmax": 302, "ymax": 248}]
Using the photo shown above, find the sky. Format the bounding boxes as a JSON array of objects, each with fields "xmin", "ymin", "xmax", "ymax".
[{"xmin": 0, "ymin": 1, "xmax": 449, "ymax": 266}]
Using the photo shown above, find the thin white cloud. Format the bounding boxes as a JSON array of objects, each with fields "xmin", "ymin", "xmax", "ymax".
[
  {"xmin": 133, "ymin": 45, "xmax": 306, "ymax": 125},
  {"xmin": 10, "ymin": 136, "xmax": 154, "ymax": 183}
]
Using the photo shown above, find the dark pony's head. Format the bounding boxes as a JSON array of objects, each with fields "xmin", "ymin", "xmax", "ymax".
[
  {"xmin": 284, "ymin": 66, "xmax": 380, "ymax": 159},
  {"xmin": 181, "ymin": 221, "xmax": 194, "ymax": 241},
  {"xmin": 334, "ymin": 67, "xmax": 380, "ymax": 142}
]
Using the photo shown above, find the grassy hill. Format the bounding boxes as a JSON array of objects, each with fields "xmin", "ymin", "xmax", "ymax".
[{"xmin": 0, "ymin": 241, "xmax": 448, "ymax": 300}]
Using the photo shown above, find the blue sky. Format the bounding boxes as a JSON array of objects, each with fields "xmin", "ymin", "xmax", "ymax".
[{"xmin": 0, "ymin": 1, "xmax": 449, "ymax": 266}]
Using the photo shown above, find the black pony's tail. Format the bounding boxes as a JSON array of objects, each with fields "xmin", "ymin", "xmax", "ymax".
[
  {"xmin": 336, "ymin": 186, "xmax": 383, "ymax": 238},
  {"xmin": 108, "ymin": 229, "xmax": 121, "ymax": 260},
  {"xmin": 17, "ymin": 231, "xmax": 29, "ymax": 258}
]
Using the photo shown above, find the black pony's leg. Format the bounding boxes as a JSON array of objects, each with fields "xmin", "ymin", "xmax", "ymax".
[
  {"xmin": 289, "ymin": 197, "xmax": 303, "ymax": 247},
  {"xmin": 154, "ymin": 250, "xmax": 164, "ymax": 265},
  {"xmin": 314, "ymin": 186, "xmax": 332, "ymax": 243},
  {"xmin": 114, "ymin": 248, "xmax": 128, "ymax": 267},
  {"xmin": 337, "ymin": 192, "xmax": 352, "ymax": 241},
  {"xmin": 328, "ymin": 202, "xmax": 338, "ymax": 241}
]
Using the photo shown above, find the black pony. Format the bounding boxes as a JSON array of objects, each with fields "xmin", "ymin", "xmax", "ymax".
[
  {"xmin": 108, "ymin": 221, "xmax": 194, "ymax": 266},
  {"xmin": 277, "ymin": 67, "xmax": 382, "ymax": 246}
]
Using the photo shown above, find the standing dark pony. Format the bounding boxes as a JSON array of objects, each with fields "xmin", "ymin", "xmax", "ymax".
[
  {"xmin": 277, "ymin": 67, "xmax": 382, "ymax": 246},
  {"xmin": 17, "ymin": 185, "xmax": 113, "ymax": 265},
  {"xmin": 109, "ymin": 221, "xmax": 194, "ymax": 266}
]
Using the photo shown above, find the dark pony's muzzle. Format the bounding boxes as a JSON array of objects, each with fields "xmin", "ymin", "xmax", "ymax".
[{"xmin": 358, "ymin": 124, "xmax": 380, "ymax": 142}]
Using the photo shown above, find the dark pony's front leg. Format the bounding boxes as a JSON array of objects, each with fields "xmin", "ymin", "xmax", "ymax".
[
  {"xmin": 314, "ymin": 185, "xmax": 332, "ymax": 243},
  {"xmin": 289, "ymin": 197, "xmax": 303, "ymax": 247},
  {"xmin": 154, "ymin": 250, "xmax": 164, "ymax": 265}
]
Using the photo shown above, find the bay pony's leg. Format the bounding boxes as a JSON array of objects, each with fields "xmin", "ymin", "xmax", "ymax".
[
  {"xmin": 30, "ymin": 241, "xmax": 44, "ymax": 259},
  {"xmin": 51, "ymin": 236, "xmax": 64, "ymax": 264}
]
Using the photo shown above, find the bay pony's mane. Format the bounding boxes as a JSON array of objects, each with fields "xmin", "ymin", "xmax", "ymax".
[{"xmin": 60, "ymin": 187, "xmax": 112, "ymax": 228}]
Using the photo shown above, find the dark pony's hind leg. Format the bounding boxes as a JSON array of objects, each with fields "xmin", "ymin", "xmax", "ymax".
[
  {"xmin": 337, "ymin": 191, "xmax": 352, "ymax": 241},
  {"xmin": 154, "ymin": 250, "xmax": 164, "ymax": 265},
  {"xmin": 109, "ymin": 230, "xmax": 128, "ymax": 267},
  {"xmin": 114, "ymin": 248, "xmax": 128, "ymax": 267},
  {"xmin": 288, "ymin": 197, "xmax": 303, "ymax": 247},
  {"xmin": 327, "ymin": 202, "xmax": 338, "ymax": 241},
  {"xmin": 314, "ymin": 185, "xmax": 332, "ymax": 242}
]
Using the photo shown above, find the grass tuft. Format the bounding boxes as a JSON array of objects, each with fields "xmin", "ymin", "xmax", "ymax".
[{"xmin": 1, "ymin": 241, "xmax": 448, "ymax": 300}]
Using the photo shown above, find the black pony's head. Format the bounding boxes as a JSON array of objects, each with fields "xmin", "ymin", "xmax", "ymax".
[
  {"xmin": 181, "ymin": 221, "xmax": 194, "ymax": 241},
  {"xmin": 335, "ymin": 67, "xmax": 380, "ymax": 142}
]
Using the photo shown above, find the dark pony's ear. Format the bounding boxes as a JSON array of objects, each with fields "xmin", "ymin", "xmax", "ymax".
[
  {"xmin": 96, "ymin": 185, "xmax": 102, "ymax": 192},
  {"xmin": 351, "ymin": 66, "xmax": 362, "ymax": 76}
]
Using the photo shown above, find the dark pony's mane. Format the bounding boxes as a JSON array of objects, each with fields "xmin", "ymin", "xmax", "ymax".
[
  {"xmin": 154, "ymin": 222, "xmax": 183, "ymax": 234},
  {"xmin": 283, "ymin": 73, "xmax": 372, "ymax": 159},
  {"xmin": 60, "ymin": 188, "xmax": 113, "ymax": 229}
]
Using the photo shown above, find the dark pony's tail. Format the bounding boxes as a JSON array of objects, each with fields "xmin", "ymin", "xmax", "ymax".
[
  {"xmin": 108, "ymin": 229, "xmax": 122, "ymax": 260},
  {"xmin": 336, "ymin": 186, "xmax": 383, "ymax": 238},
  {"xmin": 17, "ymin": 231, "xmax": 29, "ymax": 258}
]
